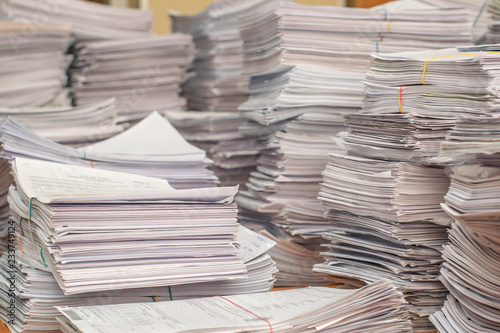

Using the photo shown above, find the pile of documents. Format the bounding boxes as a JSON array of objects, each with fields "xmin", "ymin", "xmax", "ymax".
[
  {"xmin": 430, "ymin": 222, "xmax": 500, "ymax": 332},
  {"xmin": 55, "ymin": 279, "xmax": 411, "ymax": 333},
  {"xmin": 315, "ymin": 155, "xmax": 451, "ymax": 330},
  {"xmin": 235, "ymin": 65, "xmax": 364, "ymax": 283},
  {"xmin": 0, "ymin": 112, "xmax": 218, "ymax": 189},
  {"xmin": 430, "ymin": 164, "xmax": 500, "ymax": 332},
  {"xmin": 69, "ymin": 35, "xmax": 194, "ymax": 123},
  {"xmin": 167, "ymin": 111, "xmax": 260, "ymax": 188},
  {"xmin": 239, "ymin": 1, "xmax": 472, "ymax": 75},
  {"xmin": 343, "ymin": 113, "xmax": 455, "ymax": 163},
  {"xmin": 170, "ymin": 0, "xmax": 282, "ymax": 111},
  {"xmin": 431, "ymin": 0, "xmax": 492, "ymax": 42},
  {"xmin": 1, "ymin": 0, "xmax": 153, "ymax": 41},
  {"xmin": 8, "ymin": 157, "xmax": 240, "ymax": 295},
  {"xmin": 318, "ymin": 154, "xmax": 452, "ymax": 225},
  {"xmin": 235, "ymin": 0, "xmax": 473, "ymax": 288},
  {"xmin": 0, "ymin": 98, "xmax": 123, "ymax": 145},
  {"xmin": 0, "ymin": 218, "xmax": 277, "ymax": 332},
  {"xmin": 364, "ymin": 47, "xmax": 500, "ymax": 118},
  {"xmin": 0, "ymin": 21, "xmax": 72, "ymax": 108},
  {"xmin": 351, "ymin": 45, "xmax": 500, "ymax": 164},
  {"xmin": 438, "ymin": 115, "xmax": 500, "ymax": 165},
  {"xmin": 441, "ymin": 164, "xmax": 500, "ymax": 239}
]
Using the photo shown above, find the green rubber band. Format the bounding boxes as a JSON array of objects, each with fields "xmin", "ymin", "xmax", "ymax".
[
  {"xmin": 40, "ymin": 248, "xmax": 47, "ymax": 267},
  {"xmin": 168, "ymin": 286, "xmax": 173, "ymax": 301}
]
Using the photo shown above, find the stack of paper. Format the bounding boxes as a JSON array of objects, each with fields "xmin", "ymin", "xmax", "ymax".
[
  {"xmin": 364, "ymin": 47, "xmax": 500, "ymax": 118},
  {"xmin": 235, "ymin": 0, "xmax": 472, "ymax": 289},
  {"xmin": 318, "ymin": 154, "xmax": 452, "ymax": 225},
  {"xmin": 0, "ymin": 21, "xmax": 72, "ymax": 107},
  {"xmin": 342, "ymin": 113, "xmax": 455, "ymax": 163},
  {"xmin": 0, "ymin": 112, "xmax": 218, "ymax": 189},
  {"xmin": 8, "ymin": 157, "xmax": 242, "ymax": 295},
  {"xmin": 437, "ymin": 115, "xmax": 500, "ymax": 164},
  {"xmin": 429, "ymin": 163, "xmax": 500, "ymax": 332},
  {"xmin": 1, "ymin": 0, "xmax": 153, "ymax": 41},
  {"xmin": 440, "ymin": 164, "xmax": 500, "ymax": 236},
  {"xmin": 239, "ymin": 1, "xmax": 472, "ymax": 75},
  {"xmin": 170, "ymin": 0, "xmax": 283, "ymax": 111},
  {"xmin": 55, "ymin": 279, "xmax": 411, "ymax": 333},
  {"xmin": 0, "ymin": 98, "xmax": 123, "ymax": 145},
  {"xmin": 69, "ymin": 35, "xmax": 194, "ymax": 123},
  {"xmin": 430, "ymin": 0, "xmax": 492, "ymax": 42},
  {"xmin": 166, "ymin": 111, "xmax": 260, "ymax": 188},
  {"xmin": 430, "ymin": 222, "xmax": 500, "ymax": 332},
  {"xmin": 315, "ymin": 153, "xmax": 451, "ymax": 329},
  {"xmin": 235, "ymin": 65, "xmax": 364, "ymax": 285},
  {"xmin": 350, "ymin": 46, "xmax": 500, "ymax": 163},
  {"xmin": 0, "ymin": 222, "xmax": 277, "ymax": 332}
]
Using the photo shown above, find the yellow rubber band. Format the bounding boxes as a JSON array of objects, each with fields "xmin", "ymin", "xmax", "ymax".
[{"xmin": 422, "ymin": 51, "xmax": 500, "ymax": 85}]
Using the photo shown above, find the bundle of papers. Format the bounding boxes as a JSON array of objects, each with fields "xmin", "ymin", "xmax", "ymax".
[
  {"xmin": 0, "ymin": 223, "xmax": 277, "ymax": 332},
  {"xmin": 343, "ymin": 113, "xmax": 455, "ymax": 163},
  {"xmin": 364, "ymin": 47, "xmax": 500, "ymax": 117},
  {"xmin": 438, "ymin": 115, "xmax": 500, "ymax": 164},
  {"xmin": 0, "ymin": 21, "xmax": 72, "ymax": 107},
  {"xmin": 441, "ymin": 164, "xmax": 500, "ymax": 237},
  {"xmin": 1, "ymin": 0, "xmax": 153, "ymax": 41},
  {"xmin": 430, "ymin": 0, "xmax": 492, "ymax": 42},
  {"xmin": 166, "ymin": 111, "xmax": 260, "ymax": 188},
  {"xmin": 318, "ymin": 153, "xmax": 452, "ymax": 225},
  {"xmin": 55, "ymin": 279, "xmax": 412, "ymax": 333},
  {"xmin": 0, "ymin": 112, "xmax": 218, "ymax": 189},
  {"xmin": 239, "ymin": 66, "xmax": 364, "ymax": 126},
  {"xmin": 69, "ymin": 35, "xmax": 194, "ymax": 123},
  {"xmin": 430, "ymin": 222, "xmax": 500, "ymax": 332},
  {"xmin": 170, "ymin": 0, "xmax": 283, "ymax": 111},
  {"xmin": 0, "ymin": 98, "xmax": 123, "ymax": 144},
  {"xmin": 7, "ymin": 157, "xmax": 242, "ymax": 296},
  {"xmin": 315, "ymin": 153, "xmax": 451, "ymax": 329},
  {"xmin": 239, "ymin": 0, "xmax": 472, "ymax": 75}
]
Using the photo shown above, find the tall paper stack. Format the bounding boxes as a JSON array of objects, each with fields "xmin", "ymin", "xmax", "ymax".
[
  {"xmin": 0, "ymin": 21, "xmax": 72, "ymax": 107},
  {"xmin": 170, "ymin": 0, "xmax": 286, "ymax": 111},
  {"xmin": 235, "ymin": 0, "xmax": 473, "ymax": 289},
  {"xmin": 168, "ymin": 0, "xmax": 287, "ymax": 191},
  {"xmin": 430, "ymin": 165, "xmax": 500, "ymax": 332},
  {"xmin": 314, "ymin": 41, "xmax": 500, "ymax": 332}
]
